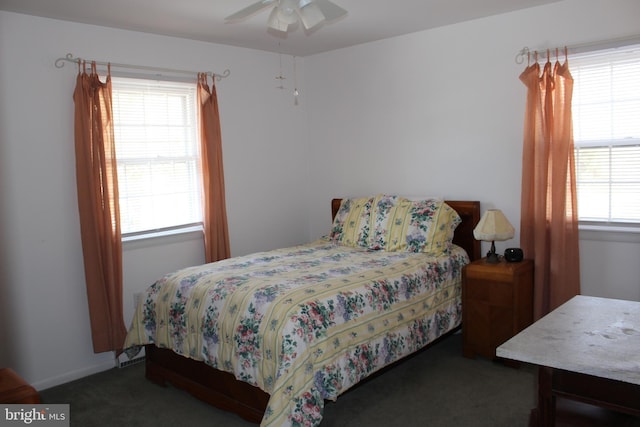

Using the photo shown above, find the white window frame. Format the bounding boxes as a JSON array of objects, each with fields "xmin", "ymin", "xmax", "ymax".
[
  {"xmin": 111, "ymin": 76, "xmax": 203, "ymax": 240},
  {"xmin": 572, "ymin": 43, "xmax": 640, "ymax": 233}
]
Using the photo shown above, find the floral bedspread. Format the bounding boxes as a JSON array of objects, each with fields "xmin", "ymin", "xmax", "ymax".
[{"xmin": 124, "ymin": 239, "xmax": 469, "ymax": 427}]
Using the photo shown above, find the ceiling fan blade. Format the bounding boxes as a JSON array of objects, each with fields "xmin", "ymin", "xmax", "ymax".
[
  {"xmin": 314, "ymin": 0, "xmax": 347, "ymax": 22},
  {"xmin": 225, "ymin": 0, "xmax": 277, "ymax": 22},
  {"xmin": 298, "ymin": 2, "xmax": 325, "ymax": 30}
]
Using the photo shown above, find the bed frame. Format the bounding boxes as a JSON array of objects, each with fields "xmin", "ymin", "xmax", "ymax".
[{"xmin": 144, "ymin": 199, "xmax": 481, "ymax": 424}]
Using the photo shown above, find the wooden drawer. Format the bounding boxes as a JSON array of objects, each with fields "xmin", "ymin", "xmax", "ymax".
[{"xmin": 462, "ymin": 258, "xmax": 533, "ymax": 360}]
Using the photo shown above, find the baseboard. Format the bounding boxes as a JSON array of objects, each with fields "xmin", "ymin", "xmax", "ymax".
[{"xmin": 33, "ymin": 359, "xmax": 116, "ymax": 391}]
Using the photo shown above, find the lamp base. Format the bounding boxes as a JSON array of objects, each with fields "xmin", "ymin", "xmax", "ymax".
[
  {"xmin": 485, "ymin": 241, "xmax": 500, "ymax": 263},
  {"xmin": 485, "ymin": 252, "xmax": 500, "ymax": 263}
]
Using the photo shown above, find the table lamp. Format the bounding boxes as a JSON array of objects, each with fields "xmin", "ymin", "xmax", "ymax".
[{"xmin": 473, "ymin": 209, "xmax": 515, "ymax": 263}]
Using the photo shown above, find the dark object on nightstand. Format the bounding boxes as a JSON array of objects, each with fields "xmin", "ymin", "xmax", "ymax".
[
  {"xmin": 504, "ymin": 248, "xmax": 524, "ymax": 262},
  {"xmin": 462, "ymin": 257, "xmax": 533, "ymax": 360}
]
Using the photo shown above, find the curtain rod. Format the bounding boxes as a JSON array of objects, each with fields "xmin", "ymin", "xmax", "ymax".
[
  {"xmin": 515, "ymin": 34, "xmax": 640, "ymax": 64},
  {"xmin": 54, "ymin": 53, "xmax": 231, "ymax": 81}
]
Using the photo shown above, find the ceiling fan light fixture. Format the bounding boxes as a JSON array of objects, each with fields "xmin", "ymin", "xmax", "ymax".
[
  {"xmin": 226, "ymin": 0, "xmax": 346, "ymax": 34},
  {"xmin": 278, "ymin": 0, "xmax": 299, "ymax": 23},
  {"xmin": 267, "ymin": 7, "xmax": 291, "ymax": 32},
  {"xmin": 298, "ymin": 2, "xmax": 325, "ymax": 30}
]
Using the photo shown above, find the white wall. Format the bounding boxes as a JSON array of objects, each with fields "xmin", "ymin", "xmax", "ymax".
[
  {"xmin": 0, "ymin": 11, "xmax": 311, "ymax": 389},
  {"xmin": 579, "ymin": 230, "xmax": 640, "ymax": 301},
  {"xmin": 1, "ymin": 0, "xmax": 639, "ymax": 391},
  {"xmin": 304, "ymin": 0, "xmax": 640, "ymax": 295}
]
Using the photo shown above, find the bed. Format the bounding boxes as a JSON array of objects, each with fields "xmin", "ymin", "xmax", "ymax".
[{"xmin": 124, "ymin": 196, "xmax": 481, "ymax": 426}]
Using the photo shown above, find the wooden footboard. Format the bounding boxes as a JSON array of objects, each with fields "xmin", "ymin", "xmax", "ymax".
[
  {"xmin": 145, "ymin": 345, "xmax": 268, "ymax": 424},
  {"xmin": 145, "ymin": 328, "xmax": 462, "ymax": 424}
]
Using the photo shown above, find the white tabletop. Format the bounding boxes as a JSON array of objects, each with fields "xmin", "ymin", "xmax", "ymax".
[{"xmin": 497, "ymin": 295, "xmax": 640, "ymax": 385}]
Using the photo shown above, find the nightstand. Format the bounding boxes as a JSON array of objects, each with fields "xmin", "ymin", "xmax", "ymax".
[{"xmin": 462, "ymin": 257, "xmax": 533, "ymax": 360}]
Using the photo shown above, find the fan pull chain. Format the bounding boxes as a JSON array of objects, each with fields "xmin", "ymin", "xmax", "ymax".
[
  {"xmin": 293, "ymin": 56, "xmax": 299, "ymax": 106},
  {"xmin": 276, "ymin": 47, "xmax": 286, "ymax": 90}
]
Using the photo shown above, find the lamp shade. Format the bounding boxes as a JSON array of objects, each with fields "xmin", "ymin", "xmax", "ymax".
[{"xmin": 473, "ymin": 209, "xmax": 515, "ymax": 242}]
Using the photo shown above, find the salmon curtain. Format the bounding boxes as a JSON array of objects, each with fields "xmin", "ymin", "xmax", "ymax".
[
  {"xmin": 519, "ymin": 51, "xmax": 581, "ymax": 320},
  {"xmin": 198, "ymin": 73, "xmax": 230, "ymax": 262},
  {"xmin": 73, "ymin": 62, "xmax": 127, "ymax": 353}
]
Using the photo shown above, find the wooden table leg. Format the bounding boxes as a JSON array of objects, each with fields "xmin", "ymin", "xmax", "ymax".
[
  {"xmin": 530, "ymin": 366, "xmax": 555, "ymax": 427},
  {"xmin": 530, "ymin": 365, "xmax": 640, "ymax": 427}
]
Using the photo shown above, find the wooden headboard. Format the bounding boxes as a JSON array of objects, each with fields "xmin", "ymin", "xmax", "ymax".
[{"xmin": 331, "ymin": 198, "xmax": 481, "ymax": 261}]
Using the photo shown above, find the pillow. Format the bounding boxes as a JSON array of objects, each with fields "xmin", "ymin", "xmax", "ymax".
[
  {"xmin": 329, "ymin": 196, "xmax": 375, "ymax": 247},
  {"xmin": 367, "ymin": 194, "xmax": 401, "ymax": 250},
  {"xmin": 368, "ymin": 197, "xmax": 461, "ymax": 254}
]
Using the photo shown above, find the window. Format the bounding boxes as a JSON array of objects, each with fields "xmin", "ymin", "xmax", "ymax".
[
  {"xmin": 111, "ymin": 77, "xmax": 202, "ymax": 235},
  {"xmin": 572, "ymin": 44, "xmax": 640, "ymax": 227}
]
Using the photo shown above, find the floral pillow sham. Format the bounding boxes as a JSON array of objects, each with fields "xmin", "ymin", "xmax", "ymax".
[
  {"xmin": 329, "ymin": 196, "xmax": 374, "ymax": 248},
  {"xmin": 369, "ymin": 196, "xmax": 461, "ymax": 254},
  {"xmin": 331, "ymin": 194, "xmax": 461, "ymax": 255}
]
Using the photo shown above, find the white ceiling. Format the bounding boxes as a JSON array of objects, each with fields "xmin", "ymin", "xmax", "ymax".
[{"xmin": 0, "ymin": 0, "xmax": 563, "ymax": 56}]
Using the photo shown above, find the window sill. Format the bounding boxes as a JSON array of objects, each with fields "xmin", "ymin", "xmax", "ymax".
[
  {"xmin": 122, "ymin": 225, "xmax": 203, "ymax": 249},
  {"xmin": 579, "ymin": 224, "xmax": 640, "ymax": 243}
]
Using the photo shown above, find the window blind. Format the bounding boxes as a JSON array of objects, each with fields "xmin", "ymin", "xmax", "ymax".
[
  {"xmin": 572, "ymin": 44, "xmax": 640, "ymax": 224},
  {"xmin": 111, "ymin": 77, "xmax": 202, "ymax": 235}
]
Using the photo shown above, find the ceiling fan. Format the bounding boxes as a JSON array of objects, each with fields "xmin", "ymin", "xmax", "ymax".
[{"xmin": 225, "ymin": 0, "xmax": 348, "ymax": 33}]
